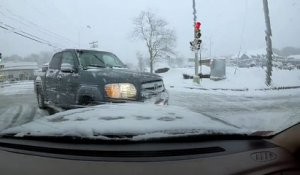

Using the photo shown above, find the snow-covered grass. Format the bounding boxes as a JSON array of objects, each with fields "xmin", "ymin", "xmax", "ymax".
[{"xmin": 160, "ymin": 66, "xmax": 300, "ymax": 93}]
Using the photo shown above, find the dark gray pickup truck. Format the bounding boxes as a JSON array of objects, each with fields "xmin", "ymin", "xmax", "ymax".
[{"xmin": 34, "ymin": 49, "xmax": 168, "ymax": 109}]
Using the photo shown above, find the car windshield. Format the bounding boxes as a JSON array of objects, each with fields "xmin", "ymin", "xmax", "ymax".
[
  {"xmin": 79, "ymin": 51, "xmax": 126, "ymax": 68},
  {"xmin": 0, "ymin": 0, "xmax": 299, "ymax": 141}
]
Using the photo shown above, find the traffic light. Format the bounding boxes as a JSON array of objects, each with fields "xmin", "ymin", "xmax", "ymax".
[
  {"xmin": 195, "ymin": 22, "xmax": 202, "ymax": 50},
  {"xmin": 0, "ymin": 53, "xmax": 2, "ymax": 62},
  {"xmin": 195, "ymin": 22, "xmax": 201, "ymax": 39},
  {"xmin": 195, "ymin": 22, "xmax": 201, "ymax": 30},
  {"xmin": 190, "ymin": 21, "xmax": 202, "ymax": 51}
]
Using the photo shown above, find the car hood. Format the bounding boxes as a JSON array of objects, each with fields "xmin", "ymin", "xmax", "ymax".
[
  {"xmin": 0, "ymin": 103, "xmax": 253, "ymax": 141},
  {"xmin": 87, "ymin": 68, "xmax": 162, "ymax": 83}
]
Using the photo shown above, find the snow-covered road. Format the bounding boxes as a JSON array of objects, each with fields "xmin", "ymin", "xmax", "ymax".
[
  {"xmin": 0, "ymin": 80, "xmax": 299, "ymax": 135},
  {"xmin": 169, "ymin": 89, "xmax": 300, "ymax": 132},
  {"xmin": 0, "ymin": 81, "xmax": 49, "ymax": 131}
]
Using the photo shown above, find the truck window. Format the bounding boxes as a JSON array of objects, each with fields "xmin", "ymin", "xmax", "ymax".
[
  {"xmin": 61, "ymin": 52, "xmax": 75, "ymax": 68},
  {"xmin": 102, "ymin": 54, "xmax": 123, "ymax": 67},
  {"xmin": 49, "ymin": 53, "xmax": 62, "ymax": 70},
  {"xmin": 79, "ymin": 52, "xmax": 105, "ymax": 67}
]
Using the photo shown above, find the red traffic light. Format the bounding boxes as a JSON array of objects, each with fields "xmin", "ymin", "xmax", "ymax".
[{"xmin": 195, "ymin": 22, "xmax": 201, "ymax": 30}]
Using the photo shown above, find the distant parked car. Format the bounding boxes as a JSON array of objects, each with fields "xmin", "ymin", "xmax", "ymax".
[
  {"xmin": 0, "ymin": 75, "xmax": 5, "ymax": 82},
  {"xmin": 282, "ymin": 64, "xmax": 295, "ymax": 70}
]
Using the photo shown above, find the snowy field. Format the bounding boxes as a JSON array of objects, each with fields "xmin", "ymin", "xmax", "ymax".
[
  {"xmin": 0, "ymin": 67, "xmax": 300, "ymax": 140},
  {"xmin": 161, "ymin": 66, "xmax": 300, "ymax": 93},
  {"xmin": 1, "ymin": 66, "xmax": 299, "ymax": 96}
]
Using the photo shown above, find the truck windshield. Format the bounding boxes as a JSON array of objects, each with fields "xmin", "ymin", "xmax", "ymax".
[{"xmin": 79, "ymin": 51, "xmax": 126, "ymax": 68}]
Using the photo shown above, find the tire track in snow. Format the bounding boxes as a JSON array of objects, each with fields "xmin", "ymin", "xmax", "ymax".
[
  {"xmin": 197, "ymin": 112, "xmax": 241, "ymax": 129},
  {"xmin": 0, "ymin": 108, "xmax": 13, "ymax": 131},
  {"xmin": 0, "ymin": 106, "xmax": 22, "ymax": 131},
  {"xmin": 0, "ymin": 104, "xmax": 49, "ymax": 132},
  {"xmin": 10, "ymin": 105, "xmax": 37, "ymax": 128},
  {"xmin": 5, "ymin": 106, "xmax": 23, "ymax": 129}
]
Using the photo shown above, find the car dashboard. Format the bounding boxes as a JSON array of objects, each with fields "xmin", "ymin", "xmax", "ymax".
[{"xmin": 0, "ymin": 132, "xmax": 299, "ymax": 175}]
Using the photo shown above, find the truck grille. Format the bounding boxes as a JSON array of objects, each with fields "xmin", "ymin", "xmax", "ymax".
[{"xmin": 141, "ymin": 81, "xmax": 165, "ymax": 98}]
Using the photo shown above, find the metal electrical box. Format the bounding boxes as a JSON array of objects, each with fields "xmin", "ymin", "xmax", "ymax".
[{"xmin": 210, "ymin": 59, "xmax": 226, "ymax": 80}]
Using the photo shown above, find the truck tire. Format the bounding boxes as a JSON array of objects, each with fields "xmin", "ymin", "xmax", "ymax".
[
  {"xmin": 79, "ymin": 96, "xmax": 94, "ymax": 106},
  {"xmin": 37, "ymin": 90, "xmax": 46, "ymax": 109}
]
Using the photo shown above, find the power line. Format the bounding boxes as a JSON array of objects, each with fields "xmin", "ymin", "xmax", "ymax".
[
  {"xmin": 1, "ymin": 22, "xmax": 53, "ymax": 45},
  {"xmin": 0, "ymin": 22, "xmax": 61, "ymax": 49},
  {"xmin": 0, "ymin": 7, "xmax": 76, "ymax": 47},
  {"xmin": 4, "ymin": 7, "xmax": 74, "ymax": 43},
  {"xmin": 0, "ymin": 9, "xmax": 64, "ymax": 48}
]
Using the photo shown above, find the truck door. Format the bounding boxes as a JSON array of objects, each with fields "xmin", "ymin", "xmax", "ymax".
[
  {"xmin": 45, "ymin": 52, "xmax": 62, "ymax": 105},
  {"xmin": 57, "ymin": 51, "xmax": 80, "ymax": 107}
]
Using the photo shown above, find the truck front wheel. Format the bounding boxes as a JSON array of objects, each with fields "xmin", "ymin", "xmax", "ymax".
[{"xmin": 79, "ymin": 96, "xmax": 95, "ymax": 106}]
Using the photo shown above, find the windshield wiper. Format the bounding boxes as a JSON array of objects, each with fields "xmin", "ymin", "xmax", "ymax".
[
  {"xmin": 92, "ymin": 54, "xmax": 107, "ymax": 66},
  {"xmin": 106, "ymin": 64, "xmax": 126, "ymax": 69},
  {"xmin": 85, "ymin": 64, "xmax": 106, "ymax": 69}
]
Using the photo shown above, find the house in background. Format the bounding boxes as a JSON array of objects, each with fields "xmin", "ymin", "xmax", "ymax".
[
  {"xmin": 286, "ymin": 55, "xmax": 300, "ymax": 69},
  {"xmin": 0, "ymin": 62, "xmax": 38, "ymax": 81}
]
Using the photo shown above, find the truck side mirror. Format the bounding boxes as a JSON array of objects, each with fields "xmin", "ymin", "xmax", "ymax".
[
  {"xmin": 42, "ymin": 66, "xmax": 48, "ymax": 72},
  {"xmin": 61, "ymin": 63, "xmax": 75, "ymax": 73}
]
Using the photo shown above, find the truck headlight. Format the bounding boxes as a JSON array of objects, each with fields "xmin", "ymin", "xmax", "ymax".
[{"xmin": 105, "ymin": 83, "xmax": 137, "ymax": 99}]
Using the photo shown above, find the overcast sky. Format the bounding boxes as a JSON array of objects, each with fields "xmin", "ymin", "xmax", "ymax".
[{"xmin": 0, "ymin": 0, "xmax": 299, "ymax": 63}]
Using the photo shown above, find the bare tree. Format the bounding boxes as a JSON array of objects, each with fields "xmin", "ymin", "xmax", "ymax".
[
  {"xmin": 136, "ymin": 52, "xmax": 146, "ymax": 72},
  {"xmin": 132, "ymin": 11, "xmax": 176, "ymax": 73}
]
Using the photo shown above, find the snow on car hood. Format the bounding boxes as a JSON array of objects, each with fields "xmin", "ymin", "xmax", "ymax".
[{"xmin": 0, "ymin": 103, "xmax": 252, "ymax": 141}]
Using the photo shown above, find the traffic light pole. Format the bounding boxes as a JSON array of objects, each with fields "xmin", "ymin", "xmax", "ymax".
[
  {"xmin": 192, "ymin": 0, "xmax": 200, "ymax": 84},
  {"xmin": 194, "ymin": 51, "xmax": 199, "ymax": 83},
  {"xmin": 263, "ymin": 0, "xmax": 273, "ymax": 86}
]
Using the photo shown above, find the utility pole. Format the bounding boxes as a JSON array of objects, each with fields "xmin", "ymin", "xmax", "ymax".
[
  {"xmin": 209, "ymin": 38, "xmax": 212, "ymax": 59},
  {"xmin": 263, "ymin": 0, "xmax": 273, "ymax": 86},
  {"xmin": 89, "ymin": 41, "xmax": 98, "ymax": 48},
  {"xmin": 192, "ymin": 0, "xmax": 200, "ymax": 84},
  {"xmin": 199, "ymin": 45, "xmax": 202, "ymax": 77}
]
